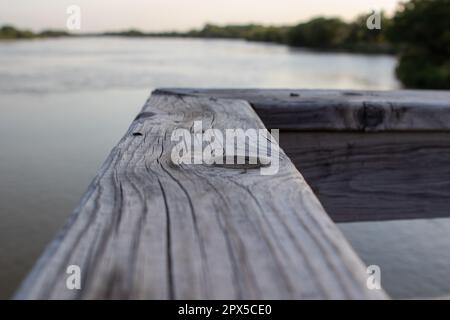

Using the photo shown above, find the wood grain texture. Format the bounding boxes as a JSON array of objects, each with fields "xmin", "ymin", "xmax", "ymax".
[
  {"xmin": 156, "ymin": 88, "xmax": 450, "ymax": 132},
  {"xmin": 15, "ymin": 93, "xmax": 386, "ymax": 299},
  {"xmin": 280, "ymin": 132, "xmax": 450, "ymax": 222}
]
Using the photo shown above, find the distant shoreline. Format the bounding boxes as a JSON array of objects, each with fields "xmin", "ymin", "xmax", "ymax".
[{"xmin": 0, "ymin": 15, "xmax": 396, "ymax": 55}]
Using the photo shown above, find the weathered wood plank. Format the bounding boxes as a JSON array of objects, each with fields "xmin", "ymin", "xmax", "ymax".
[
  {"xmin": 156, "ymin": 89, "xmax": 450, "ymax": 222},
  {"xmin": 156, "ymin": 88, "xmax": 450, "ymax": 131},
  {"xmin": 280, "ymin": 131, "xmax": 450, "ymax": 222},
  {"xmin": 15, "ymin": 93, "xmax": 386, "ymax": 299}
]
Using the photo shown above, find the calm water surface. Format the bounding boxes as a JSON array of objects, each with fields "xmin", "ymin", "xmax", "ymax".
[{"xmin": 1, "ymin": 37, "xmax": 449, "ymax": 299}]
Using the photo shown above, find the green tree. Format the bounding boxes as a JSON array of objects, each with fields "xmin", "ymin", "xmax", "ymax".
[
  {"xmin": 387, "ymin": 0, "xmax": 450, "ymax": 89},
  {"xmin": 287, "ymin": 17, "xmax": 349, "ymax": 49},
  {"xmin": 0, "ymin": 25, "xmax": 34, "ymax": 39}
]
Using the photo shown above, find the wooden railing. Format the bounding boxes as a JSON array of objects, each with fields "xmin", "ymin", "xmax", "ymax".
[{"xmin": 17, "ymin": 88, "xmax": 450, "ymax": 299}]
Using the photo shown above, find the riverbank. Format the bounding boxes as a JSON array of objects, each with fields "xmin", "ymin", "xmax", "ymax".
[
  {"xmin": 0, "ymin": 14, "xmax": 394, "ymax": 55},
  {"xmin": 0, "ymin": 25, "xmax": 70, "ymax": 39}
]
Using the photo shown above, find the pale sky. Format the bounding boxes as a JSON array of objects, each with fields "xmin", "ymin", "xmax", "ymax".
[{"xmin": 0, "ymin": 0, "xmax": 401, "ymax": 32}]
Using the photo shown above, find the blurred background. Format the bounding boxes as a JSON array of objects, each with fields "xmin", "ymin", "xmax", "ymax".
[{"xmin": 0, "ymin": 0, "xmax": 450, "ymax": 299}]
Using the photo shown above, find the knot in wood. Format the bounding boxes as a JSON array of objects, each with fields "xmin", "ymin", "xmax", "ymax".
[{"xmin": 357, "ymin": 103, "xmax": 385, "ymax": 130}]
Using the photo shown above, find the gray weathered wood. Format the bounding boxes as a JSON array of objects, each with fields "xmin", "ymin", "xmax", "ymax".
[
  {"xmin": 280, "ymin": 131, "xmax": 450, "ymax": 222},
  {"xmin": 156, "ymin": 88, "xmax": 450, "ymax": 131},
  {"xmin": 157, "ymin": 89, "xmax": 450, "ymax": 222},
  {"xmin": 15, "ymin": 93, "xmax": 386, "ymax": 299}
]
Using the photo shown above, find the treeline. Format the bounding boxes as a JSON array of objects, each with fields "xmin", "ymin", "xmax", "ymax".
[
  {"xmin": 183, "ymin": 15, "xmax": 393, "ymax": 54},
  {"xmin": 185, "ymin": 24, "xmax": 290, "ymax": 44},
  {"xmin": 0, "ymin": 25, "xmax": 70, "ymax": 39},
  {"xmin": 103, "ymin": 15, "xmax": 393, "ymax": 54}
]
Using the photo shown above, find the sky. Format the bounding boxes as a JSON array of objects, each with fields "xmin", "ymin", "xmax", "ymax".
[{"xmin": 0, "ymin": 0, "xmax": 401, "ymax": 32}]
